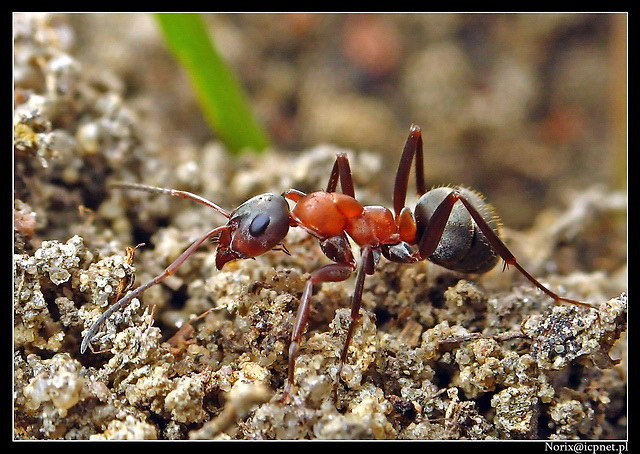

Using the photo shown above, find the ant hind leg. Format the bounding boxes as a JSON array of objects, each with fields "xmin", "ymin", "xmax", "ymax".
[{"xmin": 418, "ymin": 190, "xmax": 592, "ymax": 308}]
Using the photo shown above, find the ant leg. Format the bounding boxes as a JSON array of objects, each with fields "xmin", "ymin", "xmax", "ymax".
[
  {"xmin": 110, "ymin": 182, "xmax": 231, "ymax": 219},
  {"xmin": 339, "ymin": 246, "xmax": 373, "ymax": 365},
  {"xmin": 393, "ymin": 124, "xmax": 426, "ymax": 217},
  {"xmin": 80, "ymin": 224, "xmax": 231, "ymax": 354},
  {"xmin": 456, "ymin": 195, "xmax": 592, "ymax": 307},
  {"xmin": 282, "ymin": 189, "xmax": 306, "ymax": 203},
  {"xmin": 326, "ymin": 159, "xmax": 340, "ymax": 193},
  {"xmin": 439, "ymin": 330, "xmax": 527, "ymax": 344},
  {"xmin": 326, "ymin": 153, "xmax": 355, "ymax": 198},
  {"xmin": 282, "ymin": 263, "xmax": 355, "ymax": 402},
  {"xmin": 418, "ymin": 190, "xmax": 591, "ymax": 308}
]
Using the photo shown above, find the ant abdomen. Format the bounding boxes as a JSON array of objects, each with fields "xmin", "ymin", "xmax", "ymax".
[{"xmin": 414, "ymin": 186, "xmax": 501, "ymax": 274}]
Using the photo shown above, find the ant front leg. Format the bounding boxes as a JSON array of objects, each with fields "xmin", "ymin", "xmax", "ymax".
[
  {"xmin": 326, "ymin": 153, "xmax": 355, "ymax": 197},
  {"xmin": 418, "ymin": 190, "xmax": 591, "ymax": 308},
  {"xmin": 80, "ymin": 225, "xmax": 231, "ymax": 354},
  {"xmin": 282, "ymin": 262, "xmax": 355, "ymax": 402}
]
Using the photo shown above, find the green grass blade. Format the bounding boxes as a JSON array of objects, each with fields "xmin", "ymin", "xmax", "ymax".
[{"xmin": 155, "ymin": 13, "xmax": 270, "ymax": 154}]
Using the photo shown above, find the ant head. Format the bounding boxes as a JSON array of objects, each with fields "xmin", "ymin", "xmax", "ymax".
[{"xmin": 215, "ymin": 193, "xmax": 290, "ymax": 270}]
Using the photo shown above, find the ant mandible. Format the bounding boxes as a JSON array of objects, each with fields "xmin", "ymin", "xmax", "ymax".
[{"xmin": 81, "ymin": 124, "xmax": 590, "ymax": 401}]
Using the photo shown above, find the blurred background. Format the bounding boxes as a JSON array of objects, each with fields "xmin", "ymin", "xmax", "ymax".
[
  {"xmin": 17, "ymin": 13, "xmax": 627, "ymax": 232},
  {"xmin": 64, "ymin": 13, "xmax": 626, "ymax": 230}
]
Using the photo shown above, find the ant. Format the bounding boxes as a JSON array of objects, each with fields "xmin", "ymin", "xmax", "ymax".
[{"xmin": 81, "ymin": 125, "xmax": 590, "ymax": 401}]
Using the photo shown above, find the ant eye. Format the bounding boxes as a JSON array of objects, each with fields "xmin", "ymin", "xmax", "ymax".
[{"xmin": 249, "ymin": 213, "xmax": 271, "ymax": 236}]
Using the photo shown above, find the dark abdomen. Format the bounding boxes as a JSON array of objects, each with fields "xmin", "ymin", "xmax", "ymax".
[{"xmin": 414, "ymin": 186, "xmax": 500, "ymax": 274}]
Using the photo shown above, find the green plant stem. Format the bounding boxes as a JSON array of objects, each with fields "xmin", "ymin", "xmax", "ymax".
[{"xmin": 155, "ymin": 13, "xmax": 270, "ymax": 154}]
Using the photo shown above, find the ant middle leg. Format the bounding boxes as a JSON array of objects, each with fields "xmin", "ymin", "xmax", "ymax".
[
  {"xmin": 393, "ymin": 124, "xmax": 426, "ymax": 217},
  {"xmin": 282, "ymin": 262, "xmax": 355, "ymax": 402},
  {"xmin": 339, "ymin": 246, "xmax": 374, "ymax": 365},
  {"xmin": 390, "ymin": 125, "xmax": 426, "ymax": 243},
  {"xmin": 418, "ymin": 190, "xmax": 592, "ymax": 308}
]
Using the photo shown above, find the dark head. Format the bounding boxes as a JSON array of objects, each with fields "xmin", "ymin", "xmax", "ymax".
[{"xmin": 215, "ymin": 193, "xmax": 290, "ymax": 269}]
